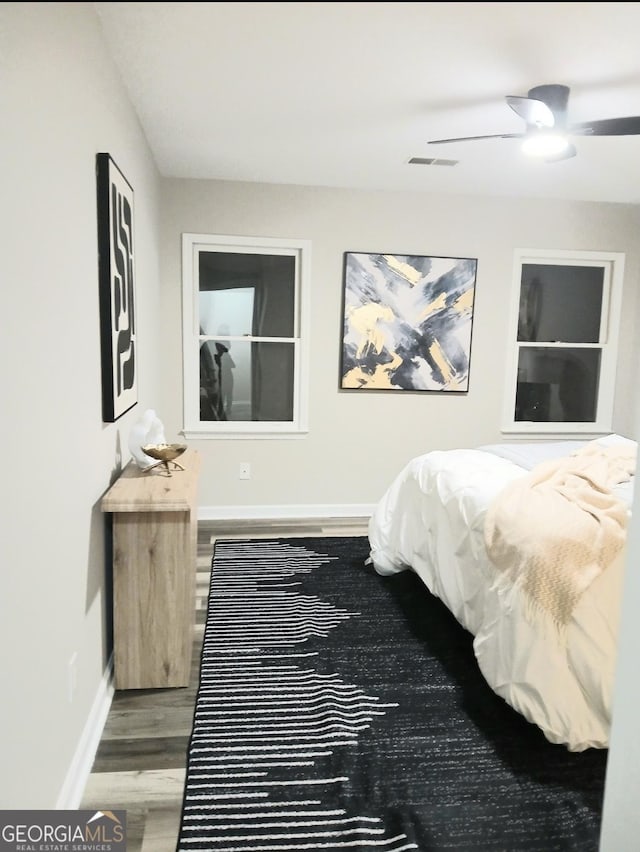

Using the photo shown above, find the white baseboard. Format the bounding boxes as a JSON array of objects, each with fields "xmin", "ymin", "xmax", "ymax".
[
  {"xmin": 198, "ymin": 504, "xmax": 376, "ymax": 521},
  {"xmin": 56, "ymin": 653, "xmax": 114, "ymax": 809}
]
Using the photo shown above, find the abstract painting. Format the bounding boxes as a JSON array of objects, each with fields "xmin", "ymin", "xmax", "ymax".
[
  {"xmin": 340, "ymin": 252, "xmax": 478, "ymax": 392},
  {"xmin": 96, "ymin": 153, "xmax": 137, "ymax": 421}
]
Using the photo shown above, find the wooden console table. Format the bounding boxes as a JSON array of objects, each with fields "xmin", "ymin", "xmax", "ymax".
[{"xmin": 101, "ymin": 448, "xmax": 201, "ymax": 689}]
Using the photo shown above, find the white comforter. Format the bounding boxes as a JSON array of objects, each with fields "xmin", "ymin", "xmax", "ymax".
[{"xmin": 368, "ymin": 435, "xmax": 635, "ymax": 751}]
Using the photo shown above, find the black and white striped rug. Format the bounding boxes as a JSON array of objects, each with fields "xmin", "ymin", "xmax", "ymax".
[{"xmin": 176, "ymin": 536, "xmax": 606, "ymax": 851}]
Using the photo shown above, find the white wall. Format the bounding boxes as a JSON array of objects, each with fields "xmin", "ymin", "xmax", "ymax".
[
  {"xmin": 600, "ymin": 411, "xmax": 640, "ymax": 847},
  {"xmin": 0, "ymin": 3, "xmax": 162, "ymax": 807},
  {"xmin": 160, "ymin": 179, "xmax": 640, "ymax": 512}
]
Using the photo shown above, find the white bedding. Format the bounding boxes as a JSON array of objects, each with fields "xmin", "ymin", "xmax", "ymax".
[{"xmin": 368, "ymin": 435, "xmax": 635, "ymax": 751}]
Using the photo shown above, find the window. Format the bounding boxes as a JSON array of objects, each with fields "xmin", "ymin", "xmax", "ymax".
[
  {"xmin": 503, "ymin": 249, "xmax": 624, "ymax": 435},
  {"xmin": 182, "ymin": 233, "xmax": 310, "ymax": 438}
]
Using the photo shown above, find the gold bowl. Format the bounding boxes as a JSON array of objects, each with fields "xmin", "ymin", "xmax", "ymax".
[
  {"xmin": 141, "ymin": 443, "xmax": 187, "ymax": 474},
  {"xmin": 142, "ymin": 443, "xmax": 187, "ymax": 462}
]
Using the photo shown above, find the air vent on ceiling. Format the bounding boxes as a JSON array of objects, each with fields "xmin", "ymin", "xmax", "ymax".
[{"xmin": 409, "ymin": 156, "xmax": 458, "ymax": 166}]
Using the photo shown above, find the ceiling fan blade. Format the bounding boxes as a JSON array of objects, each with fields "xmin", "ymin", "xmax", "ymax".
[
  {"xmin": 506, "ymin": 95, "xmax": 555, "ymax": 128},
  {"xmin": 570, "ymin": 116, "xmax": 640, "ymax": 136},
  {"xmin": 428, "ymin": 133, "xmax": 524, "ymax": 144},
  {"xmin": 545, "ymin": 142, "xmax": 577, "ymax": 163}
]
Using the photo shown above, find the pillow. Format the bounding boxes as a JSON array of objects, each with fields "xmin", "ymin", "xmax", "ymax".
[{"xmin": 478, "ymin": 441, "xmax": 588, "ymax": 471}]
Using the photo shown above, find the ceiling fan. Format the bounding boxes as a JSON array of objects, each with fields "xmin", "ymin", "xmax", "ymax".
[{"xmin": 428, "ymin": 84, "xmax": 640, "ymax": 161}]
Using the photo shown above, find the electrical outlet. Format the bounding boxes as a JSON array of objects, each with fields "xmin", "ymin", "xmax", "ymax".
[
  {"xmin": 68, "ymin": 652, "xmax": 78, "ymax": 703},
  {"xmin": 239, "ymin": 462, "xmax": 251, "ymax": 480}
]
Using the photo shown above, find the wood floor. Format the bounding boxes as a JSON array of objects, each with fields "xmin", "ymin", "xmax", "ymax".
[{"xmin": 80, "ymin": 517, "xmax": 369, "ymax": 852}]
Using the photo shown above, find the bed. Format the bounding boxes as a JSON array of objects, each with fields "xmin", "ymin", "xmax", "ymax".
[{"xmin": 367, "ymin": 434, "xmax": 636, "ymax": 751}]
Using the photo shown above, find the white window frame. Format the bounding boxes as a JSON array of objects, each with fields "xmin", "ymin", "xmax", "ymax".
[
  {"xmin": 181, "ymin": 233, "xmax": 310, "ymax": 439},
  {"xmin": 502, "ymin": 248, "xmax": 625, "ymax": 437}
]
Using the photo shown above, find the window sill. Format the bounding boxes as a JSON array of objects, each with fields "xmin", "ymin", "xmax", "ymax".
[
  {"xmin": 182, "ymin": 426, "xmax": 310, "ymax": 440},
  {"xmin": 501, "ymin": 424, "xmax": 613, "ymax": 441}
]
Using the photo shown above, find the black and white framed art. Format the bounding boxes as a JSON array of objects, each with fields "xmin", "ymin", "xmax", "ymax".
[{"xmin": 96, "ymin": 152, "xmax": 137, "ymax": 422}]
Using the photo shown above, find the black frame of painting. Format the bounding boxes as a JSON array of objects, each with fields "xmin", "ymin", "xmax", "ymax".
[
  {"xmin": 339, "ymin": 251, "xmax": 478, "ymax": 392},
  {"xmin": 96, "ymin": 152, "xmax": 137, "ymax": 422}
]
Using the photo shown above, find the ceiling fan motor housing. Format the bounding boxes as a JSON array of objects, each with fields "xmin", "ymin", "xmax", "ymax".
[{"xmin": 528, "ymin": 84, "xmax": 570, "ymax": 129}]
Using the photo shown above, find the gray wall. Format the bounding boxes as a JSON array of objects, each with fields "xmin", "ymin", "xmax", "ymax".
[
  {"xmin": 1, "ymin": 3, "xmax": 162, "ymax": 807},
  {"xmin": 160, "ymin": 179, "xmax": 640, "ymax": 511}
]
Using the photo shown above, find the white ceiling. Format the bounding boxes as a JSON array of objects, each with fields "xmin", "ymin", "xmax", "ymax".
[{"xmin": 94, "ymin": 1, "xmax": 640, "ymax": 204}]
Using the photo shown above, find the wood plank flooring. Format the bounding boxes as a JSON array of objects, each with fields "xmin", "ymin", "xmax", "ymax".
[{"xmin": 80, "ymin": 517, "xmax": 369, "ymax": 852}]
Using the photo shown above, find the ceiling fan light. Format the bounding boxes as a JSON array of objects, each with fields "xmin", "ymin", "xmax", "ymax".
[{"xmin": 522, "ymin": 132, "xmax": 570, "ymax": 157}]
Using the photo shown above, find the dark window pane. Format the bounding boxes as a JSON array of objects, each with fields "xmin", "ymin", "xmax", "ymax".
[
  {"xmin": 200, "ymin": 340, "xmax": 294, "ymax": 422},
  {"xmin": 515, "ymin": 347, "xmax": 601, "ymax": 422},
  {"xmin": 518, "ymin": 265, "xmax": 604, "ymax": 343},
  {"xmin": 199, "ymin": 252, "xmax": 295, "ymax": 338}
]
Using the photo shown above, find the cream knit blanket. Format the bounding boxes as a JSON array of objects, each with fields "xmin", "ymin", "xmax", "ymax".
[{"xmin": 484, "ymin": 442, "xmax": 635, "ymax": 629}]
